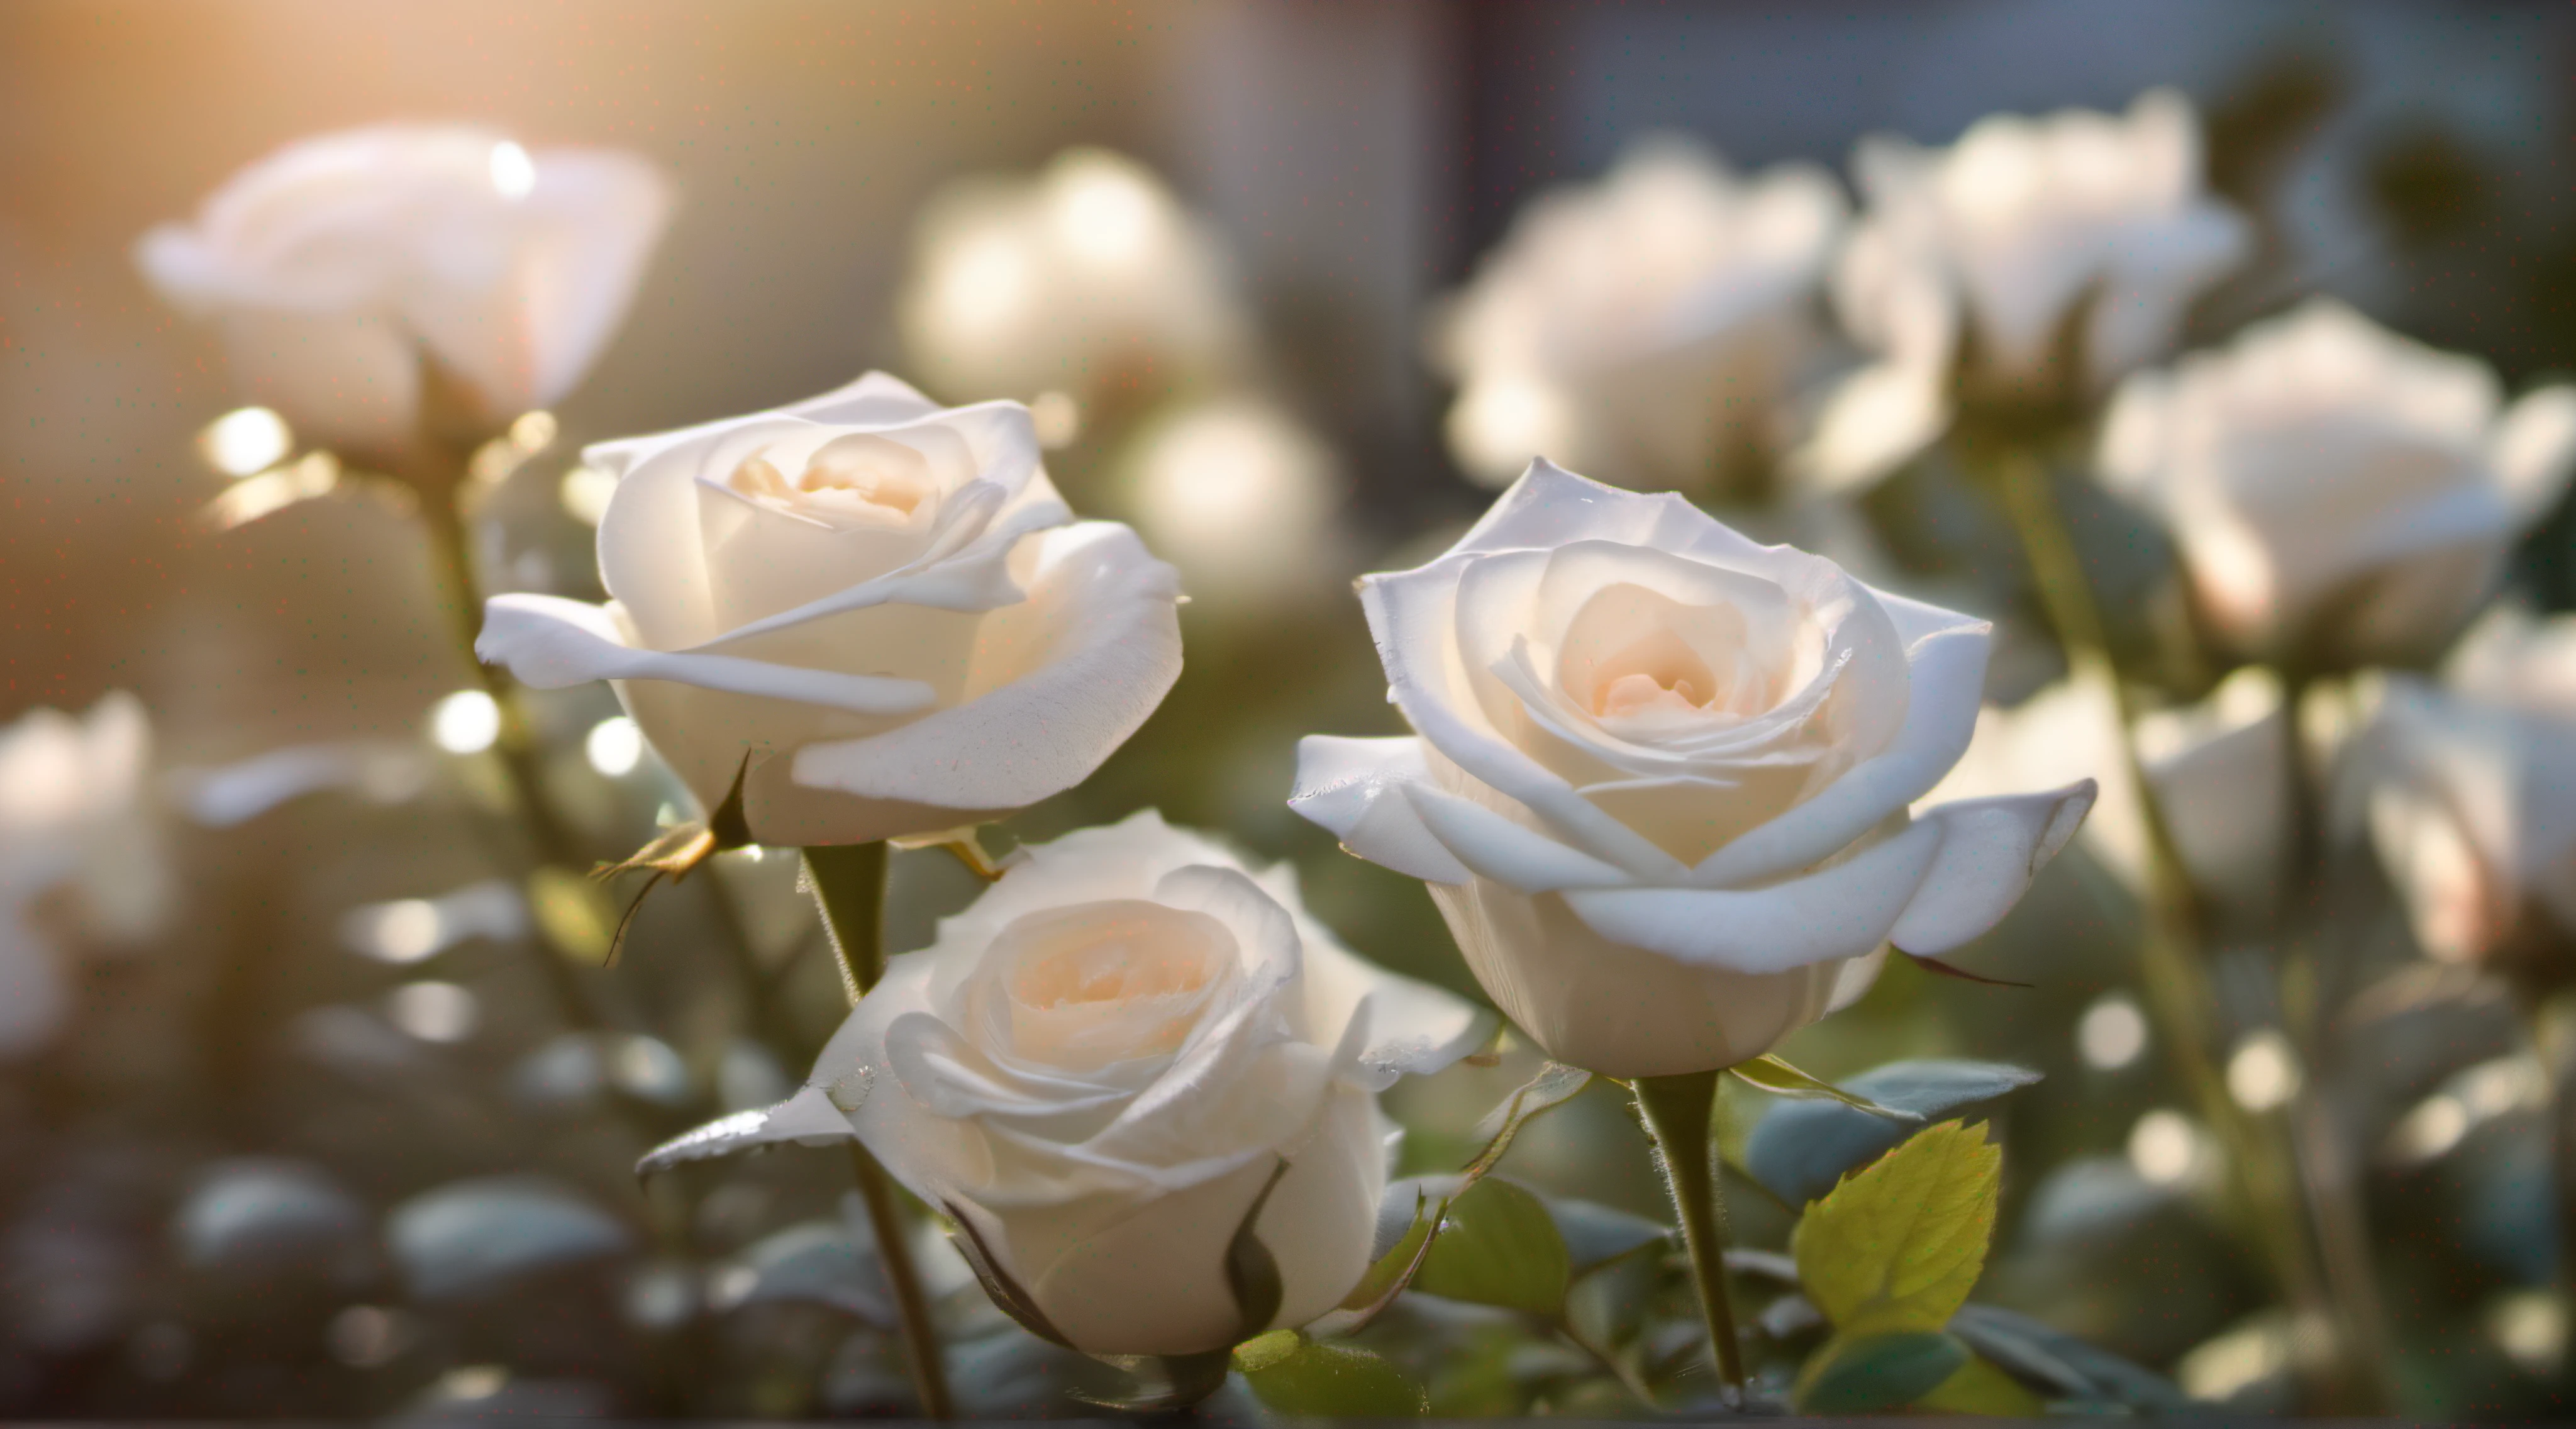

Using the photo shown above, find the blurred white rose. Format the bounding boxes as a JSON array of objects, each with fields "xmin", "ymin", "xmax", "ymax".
[
  {"xmin": 1932, "ymin": 669, "xmax": 2287, "ymax": 928},
  {"xmin": 1289, "ymin": 460, "xmax": 2094, "ymax": 1078},
  {"xmin": 1434, "ymin": 138, "xmax": 1844, "ymax": 492},
  {"xmin": 2352, "ymin": 608, "xmax": 2576, "ymax": 971},
  {"xmin": 1802, "ymin": 90, "xmax": 2248, "ymax": 490},
  {"xmin": 896, "ymin": 148, "xmax": 1250, "ymax": 409},
  {"xmin": 137, "ymin": 124, "xmax": 671, "ymax": 455},
  {"xmin": 2101, "ymin": 301, "xmax": 2576, "ymax": 669},
  {"xmin": 1123, "ymin": 394, "xmax": 1345, "ymax": 606},
  {"xmin": 477, "ymin": 372, "xmax": 1184, "ymax": 847},
  {"xmin": 709, "ymin": 812, "xmax": 1484, "ymax": 1354},
  {"xmin": 0, "ymin": 693, "xmax": 175, "ymax": 1054}
]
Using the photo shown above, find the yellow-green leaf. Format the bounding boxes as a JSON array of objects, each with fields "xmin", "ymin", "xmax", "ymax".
[
  {"xmin": 1916, "ymin": 1350, "xmax": 2046, "ymax": 1416},
  {"xmin": 1789, "ymin": 1118, "xmax": 2000, "ymax": 1338},
  {"xmin": 1410, "ymin": 1176, "xmax": 1569, "ymax": 1318},
  {"xmin": 1235, "ymin": 1333, "xmax": 1428, "ymax": 1417}
]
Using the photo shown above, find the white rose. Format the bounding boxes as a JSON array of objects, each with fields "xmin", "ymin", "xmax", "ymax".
[
  {"xmin": 709, "ymin": 813, "xmax": 1485, "ymax": 1355},
  {"xmin": 136, "ymin": 124, "xmax": 671, "ymax": 453},
  {"xmin": 2351, "ymin": 609, "xmax": 2576, "ymax": 970},
  {"xmin": 2101, "ymin": 300, "xmax": 2576, "ymax": 668},
  {"xmin": 0, "ymin": 693, "xmax": 175, "ymax": 1055},
  {"xmin": 1931, "ymin": 669, "xmax": 2287, "ymax": 929},
  {"xmin": 897, "ymin": 148, "xmax": 1249, "ymax": 408},
  {"xmin": 1289, "ymin": 461, "xmax": 2095, "ymax": 1079},
  {"xmin": 1802, "ymin": 90, "xmax": 2248, "ymax": 490},
  {"xmin": 476, "ymin": 373, "xmax": 1184, "ymax": 847},
  {"xmin": 1434, "ymin": 137, "xmax": 1844, "ymax": 491}
]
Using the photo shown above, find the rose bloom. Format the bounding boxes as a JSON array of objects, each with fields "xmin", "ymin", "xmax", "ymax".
[
  {"xmin": 2352, "ymin": 608, "xmax": 2576, "ymax": 976},
  {"xmin": 1801, "ymin": 90, "xmax": 2248, "ymax": 489},
  {"xmin": 896, "ymin": 148, "xmax": 1248, "ymax": 409},
  {"xmin": 137, "ymin": 124, "xmax": 670, "ymax": 453},
  {"xmin": 2102, "ymin": 301, "xmax": 2576, "ymax": 669},
  {"xmin": 0, "ymin": 694, "xmax": 175, "ymax": 1055},
  {"xmin": 1432, "ymin": 137, "xmax": 1845, "ymax": 492},
  {"xmin": 703, "ymin": 813, "xmax": 1485, "ymax": 1355},
  {"xmin": 1930, "ymin": 669, "xmax": 2287, "ymax": 930},
  {"xmin": 477, "ymin": 372, "xmax": 1183, "ymax": 846},
  {"xmin": 1290, "ymin": 461, "xmax": 2095, "ymax": 1079}
]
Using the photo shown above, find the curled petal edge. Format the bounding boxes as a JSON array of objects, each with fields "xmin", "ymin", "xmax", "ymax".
[
  {"xmin": 789, "ymin": 521, "xmax": 1183, "ymax": 811},
  {"xmin": 1287, "ymin": 735, "xmax": 1473, "ymax": 885},
  {"xmin": 1558, "ymin": 779, "xmax": 2096, "ymax": 975},
  {"xmin": 477, "ymin": 592, "xmax": 936, "ymax": 715}
]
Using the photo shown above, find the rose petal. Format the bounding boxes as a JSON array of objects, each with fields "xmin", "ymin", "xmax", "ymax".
[
  {"xmin": 787, "ymin": 521, "xmax": 1182, "ymax": 812},
  {"xmin": 477, "ymin": 592, "xmax": 937, "ymax": 714},
  {"xmin": 1682, "ymin": 598, "xmax": 1991, "ymax": 887},
  {"xmin": 1887, "ymin": 781, "xmax": 2097, "ymax": 955},
  {"xmin": 1400, "ymin": 781, "xmax": 1634, "ymax": 891},
  {"xmin": 1367, "ymin": 549, "xmax": 1687, "ymax": 879},
  {"xmin": 583, "ymin": 370, "xmax": 947, "ymax": 479},
  {"xmin": 1563, "ymin": 820, "xmax": 1945, "ymax": 972},
  {"xmin": 397, "ymin": 146, "xmax": 672, "ymax": 414},
  {"xmin": 1287, "ymin": 736, "xmax": 1475, "ymax": 886},
  {"xmin": 1288, "ymin": 925, "xmax": 1490, "ymax": 1089},
  {"xmin": 2491, "ymin": 385, "xmax": 2576, "ymax": 525}
]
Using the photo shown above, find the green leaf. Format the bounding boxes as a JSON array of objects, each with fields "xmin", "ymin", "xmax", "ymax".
[
  {"xmin": 1916, "ymin": 1350, "xmax": 2047, "ymax": 1416},
  {"xmin": 1796, "ymin": 1330, "xmax": 1972, "ymax": 1413},
  {"xmin": 1224, "ymin": 1157, "xmax": 1292, "ymax": 1339},
  {"xmin": 1463, "ymin": 1062, "xmax": 1594, "ymax": 1181},
  {"xmin": 1306, "ymin": 1186, "xmax": 1448, "ymax": 1339},
  {"xmin": 1741, "ymin": 1059, "xmax": 2040, "ymax": 1210},
  {"xmin": 1790, "ymin": 1119, "xmax": 2001, "ymax": 1338},
  {"xmin": 1546, "ymin": 1196, "xmax": 1670, "ymax": 1276},
  {"xmin": 1411, "ymin": 1176, "xmax": 1570, "ymax": 1318},
  {"xmin": 1949, "ymin": 1303, "xmax": 2192, "ymax": 1412},
  {"xmin": 1235, "ymin": 1332, "xmax": 1428, "ymax": 1418},
  {"xmin": 1729, "ymin": 1054, "xmax": 1924, "ymax": 1121}
]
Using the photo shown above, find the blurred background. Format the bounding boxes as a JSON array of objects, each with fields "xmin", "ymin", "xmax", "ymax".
[{"xmin": 6, "ymin": 0, "xmax": 2576, "ymax": 1418}]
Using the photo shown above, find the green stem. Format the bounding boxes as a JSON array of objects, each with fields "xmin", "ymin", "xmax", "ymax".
[
  {"xmin": 1631, "ymin": 1070, "xmax": 1745, "ymax": 1401},
  {"xmin": 2272, "ymin": 672, "xmax": 2401, "ymax": 1413},
  {"xmin": 2521, "ymin": 993, "xmax": 2576, "ymax": 1389},
  {"xmin": 1990, "ymin": 447, "xmax": 2380, "ymax": 1411},
  {"xmin": 414, "ymin": 457, "xmax": 618, "ymax": 1035},
  {"xmin": 801, "ymin": 842, "xmax": 953, "ymax": 1421},
  {"xmin": 802, "ymin": 842, "xmax": 891, "ymax": 1003},
  {"xmin": 849, "ymin": 1142, "xmax": 957, "ymax": 1421}
]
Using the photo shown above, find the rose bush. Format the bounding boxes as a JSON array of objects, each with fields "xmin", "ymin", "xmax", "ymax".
[
  {"xmin": 2101, "ymin": 300, "xmax": 2576, "ymax": 669},
  {"xmin": 2351, "ymin": 609, "xmax": 2576, "ymax": 974},
  {"xmin": 699, "ymin": 812, "xmax": 1485, "ymax": 1355},
  {"xmin": 1430, "ymin": 137, "xmax": 1844, "ymax": 491},
  {"xmin": 0, "ymin": 693, "xmax": 174, "ymax": 1055},
  {"xmin": 1801, "ymin": 90, "xmax": 2247, "ymax": 488},
  {"xmin": 1290, "ymin": 460, "xmax": 2094, "ymax": 1079},
  {"xmin": 1931, "ymin": 669, "xmax": 2288, "ymax": 929},
  {"xmin": 477, "ymin": 372, "xmax": 1184, "ymax": 846},
  {"xmin": 136, "ymin": 123, "xmax": 670, "ymax": 452}
]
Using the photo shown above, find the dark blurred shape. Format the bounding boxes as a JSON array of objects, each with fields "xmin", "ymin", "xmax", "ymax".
[
  {"xmin": 2364, "ymin": 123, "xmax": 2492, "ymax": 252},
  {"xmin": 386, "ymin": 1177, "xmax": 631, "ymax": 1304},
  {"xmin": 174, "ymin": 1157, "xmax": 374, "ymax": 1287}
]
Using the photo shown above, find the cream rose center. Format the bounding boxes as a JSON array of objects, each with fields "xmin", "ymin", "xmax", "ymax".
[
  {"xmin": 986, "ymin": 901, "xmax": 1236, "ymax": 1070},
  {"xmin": 1552, "ymin": 580, "xmax": 1823, "ymax": 740},
  {"xmin": 725, "ymin": 433, "xmax": 947, "ymax": 531}
]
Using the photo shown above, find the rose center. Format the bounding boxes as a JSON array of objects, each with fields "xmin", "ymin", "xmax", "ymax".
[
  {"xmin": 987, "ymin": 901, "xmax": 1235, "ymax": 1069},
  {"xmin": 722, "ymin": 433, "xmax": 947, "ymax": 530},
  {"xmin": 1013, "ymin": 924, "xmax": 1215, "ymax": 1006}
]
